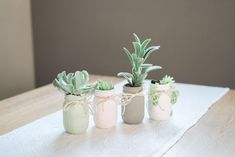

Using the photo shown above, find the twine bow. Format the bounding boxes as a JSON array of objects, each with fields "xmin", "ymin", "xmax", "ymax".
[
  {"xmin": 63, "ymin": 96, "xmax": 94, "ymax": 115},
  {"xmin": 93, "ymin": 94, "xmax": 119, "ymax": 112}
]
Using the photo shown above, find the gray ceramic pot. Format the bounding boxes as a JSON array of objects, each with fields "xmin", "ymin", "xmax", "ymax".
[{"xmin": 121, "ymin": 85, "xmax": 145, "ymax": 124}]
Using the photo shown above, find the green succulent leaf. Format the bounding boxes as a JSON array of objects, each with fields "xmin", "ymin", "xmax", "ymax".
[
  {"xmin": 141, "ymin": 63, "xmax": 153, "ymax": 68},
  {"xmin": 53, "ymin": 79, "xmax": 68, "ymax": 94},
  {"xmin": 123, "ymin": 47, "xmax": 134, "ymax": 67},
  {"xmin": 133, "ymin": 33, "xmax": 141, "ymax": 43},
  {"xmin": 83, "ymin": 70, "xmax": 89, "ymax": 82},
  {"xmin": 144, "ymin": 65, "xmax": 162, "ymax": 73},
  {"xmin": 117, "ymin": 72, "xmax": 133, "ymax": 86},
  {"xmin": 143, "ymin": 46, "xmax": 160, "ymax": 61},
  {"xmin": 67, "ymin": 73, "xmax": 74, "ymax": 83},
  {"xmin": 133, "ymin": 42, "xmax": 142, "ymax": 57},
  {"xmin": 141, "ymin": 39, "xmax": 151, "ymax": 50}
]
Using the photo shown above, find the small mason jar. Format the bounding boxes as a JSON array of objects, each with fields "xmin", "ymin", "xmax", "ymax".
[
  {"xmin": 93, "ymin": 89, "xmax": 117, "ymax": 129},
  {"xmin": 121, "ymin": 85, "xmax": 145, "ymax": 124},
  {"xmin": 63, "ymin": 95, "xmax": 89, "ymax": 134},
  {"xmin": 148, "ymin": 82, "xmax": 172, "ymax": 121}
]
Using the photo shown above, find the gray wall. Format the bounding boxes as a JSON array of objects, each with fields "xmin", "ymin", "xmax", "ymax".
[
  {"xmin": 0, "ymin": 0, "xmax": 35, "ymax": 100},
  {"xmin": 32, "ymin": 0, "xmax": 235, "ymax": 88}
]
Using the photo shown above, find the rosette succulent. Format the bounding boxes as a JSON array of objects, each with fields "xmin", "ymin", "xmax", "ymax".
[
  {"xmin": 53, "ymin": 70, "xmax": 96, "ymax": 96},
  {"xmin": 160, "ymin": 75, "xmax": 175, "ymax": 85},
  {"xmin": 117, "ymin": 33, "xmax": 162, "ymax": 87},
  {"xmin": 96, "ymin": 81, "xmax": 114, "ymax": 90}
]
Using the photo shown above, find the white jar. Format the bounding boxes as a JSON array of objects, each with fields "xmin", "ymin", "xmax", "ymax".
[
  {"xmin": 93, "ymin": 89, "xmax": 117, "ymax": 129},
  {"xmin": 148, "ymin": 83, "xmax": 172, "ymax": 121}
]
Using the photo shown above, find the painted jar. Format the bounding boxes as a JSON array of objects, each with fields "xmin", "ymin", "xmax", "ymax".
[
  {"xmin": 63, "ymin": 95, "xmax": 89, "ymax": 134},
  {"xmin": 121, "ymin": 85, "xmax": 145, "ymax": 124},
  {"xmin": 93, "ymin": 89, "xmax": 118, "ymax": 129},
  {"xmin": 148, "ymin": 82, "xmax": 179, "ymax": 120}
]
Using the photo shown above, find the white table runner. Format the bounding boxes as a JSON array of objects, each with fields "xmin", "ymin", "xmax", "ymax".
[{"xmin": 0, "ymin": 81, "xmax": 229, "ymax": 157}]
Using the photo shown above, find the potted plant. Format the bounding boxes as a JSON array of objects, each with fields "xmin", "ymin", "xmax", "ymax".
[
  {"xmin": 117, "ymin": 33, "xmax": 161, "ymax": 124},
  {"xmin": 53, "ymin": 70, "xmax": 96, "ymax": 134},
  {"xmin": 148, "ymin": 75, "xmax": 179, "ymax": 120},
  {"xmin": 93, "ymin": 81, "xmax": 118, "ymax": 129}
]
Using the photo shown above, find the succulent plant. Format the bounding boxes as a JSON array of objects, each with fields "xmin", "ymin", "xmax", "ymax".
[
  {"xmin": 96, "ymin": 81, "xmax": 114, "ymax": 90},
  {"xmin": 160, "ymin": 75, "xmax": 175, "ymax": 85},
  {"xmin": 150, "ymin": 77, "xmax": 179, "ymax": 106},
  {"xmin": 171, "ymin": 89, "xmax": 179, "ymax": 104},
  {"xmin": 117, "ymin": 33, "xmax": 162, "ymax": 87},
  {"xmin": 53, "ymin": 70, "xmax": 96, "ymax": 96},
  {"xmin": 149, "ymin": 84, "xmax": 159, "ymax": 106}
]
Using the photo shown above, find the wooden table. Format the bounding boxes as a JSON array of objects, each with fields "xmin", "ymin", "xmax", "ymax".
[{"xmin": 0, "ymin": 75, "xmax": 234, "ymax": 157}]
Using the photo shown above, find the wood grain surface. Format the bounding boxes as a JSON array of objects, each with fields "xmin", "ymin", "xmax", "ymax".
[{"xmin": 163, "ymin": 90, "xmax": 235, "ymax": 157}]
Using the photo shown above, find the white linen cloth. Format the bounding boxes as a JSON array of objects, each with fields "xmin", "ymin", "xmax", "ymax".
[{"xmin": 0, "ymin": 81, "xmax": 229, "ymax": 157}]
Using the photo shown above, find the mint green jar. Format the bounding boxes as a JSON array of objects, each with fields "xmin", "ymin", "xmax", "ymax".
[{"xmin": 63, "ymin": 95, "xmax": 89, "ymax": 134}]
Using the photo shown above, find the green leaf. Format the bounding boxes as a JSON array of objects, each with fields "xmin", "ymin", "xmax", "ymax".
[
  {"xmin": 64, "ymin": 84, "xmax": 74, "ymax": 94},
  {"xmin": 72, "ymin": 77, "xmax": 78, "ymax": 90},
  {"xmin": 144, "ymin": 65, "xmax": 162, "ymax": 73},
  {"xmin": 67, "ymin": 73, "xmax": 74, "ymax": 84},
  {"xmin": 56, "ymin": 71, "xmax": 66, "ymax": 83},
  {"xmin": 123, "ymin": 47, "xmax": 134, "ymax": 67},
  {"xmin": 133, "ymin": 72, "xmax": 147, "ymax": 87},
  {"xmin": 53, "ymin": 79, "xmax": 65, "ymax": 92},
  {"xmin": 117, "ymin": 72, "xmax": 133, "ymax": 86},
  {"xmin": 141, "ymin": 64, "xmax": 153, "ymax": 73},
  {"xmin": 58, "ymin": 78, "xmax": 72, "ymax": 94},
  {"xmin": 81, "ymin": 70, "xmax": 89, "ymax": 83},
  {"xmin": 141, "ymin": 39, "xmax": 151, "ymax": 50},
  {"xmin": 133, "ymin": 33, "xmax": 141, "ymax": 43},
  {"xmin": 132, "ymin": 54, "xmax": 144, "ymax": 71},
  {"xmin": 143, "ymin": 46, "xmax": 160, "ymax": 60},
  {"xmin": 141, "ymin": 63, "xmax": 153, "ymax": 68},
  {"xmin": 53, "ymin": 79, "xmax": 67, "ymax": 94},
  {"xmin": 132, "ymin": 42, "xmax": 141, "ymax": 57}
]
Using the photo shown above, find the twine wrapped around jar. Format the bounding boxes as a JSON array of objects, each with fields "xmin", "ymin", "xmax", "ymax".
[
  {"xmin": 120, "ymin": 91, "xmax": 144, "ymax": 115},
  {"xmin": 93, "ymin": 90, "xmax": 118, "ymax": 129}
]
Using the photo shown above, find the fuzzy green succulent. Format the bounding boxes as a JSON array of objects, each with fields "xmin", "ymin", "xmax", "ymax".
[
  {"xmin": 96, "ymin": 81, "xmax": 114, "ymax": 90},
  {"xmin": 117, "ymin": 33, "xmax": 162, "ymax": 87},
  {"xmin": 160, "ymin": 75, "xmax": 175, "ymax": 85},
  {"xmin": 53, "ymin": 70, "xmax": 96, "ymax": 96}
]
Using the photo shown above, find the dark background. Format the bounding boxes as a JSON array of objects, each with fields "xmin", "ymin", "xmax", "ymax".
[{"xmin": 31, "ymin": 0, "xmax": 235, "ymax": 88}]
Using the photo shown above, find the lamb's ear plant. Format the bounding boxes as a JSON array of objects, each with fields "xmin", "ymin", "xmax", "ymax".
[
  {"xmin": 53, "ymin": 70, "xmax": 96, "ymax": 96},
  {"xmin": 96, "ymin": 81, "xmax": 114, "ymax": 90},
  {"xmin": 117, "ymin": 33, "xmax": 162, "ymax": 87}
]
